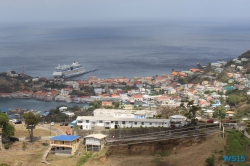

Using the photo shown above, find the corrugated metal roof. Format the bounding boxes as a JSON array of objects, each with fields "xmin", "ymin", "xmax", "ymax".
[
  {"xmin": 76, "ymin": 116, "xmax": 170, "ymax": 122},
  {"xmin": 51, "ymin": 135, "xmax": 80, "ymax": 141},
  {"xmin": 85, "ymin": 134, "xmax": 107, "ymax": 139}
]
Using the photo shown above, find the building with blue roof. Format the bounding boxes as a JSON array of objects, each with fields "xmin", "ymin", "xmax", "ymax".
[{"xmin": 50, "ymin": 135, "xmax": 81, "ymax": 156}]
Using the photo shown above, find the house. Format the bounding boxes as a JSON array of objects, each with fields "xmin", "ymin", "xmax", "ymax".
[
  {"xmin": 169, "ymin": 115, "xmax": 186, "ymax": 126},
  {"xmin": 214, "ymin": 68, "xmax": 223, "ymax": 73},
  {"xmin": 0, "ymin": 93, "xmax": 11, "ymax": 98},
  {"xmin": 226, "ymin": 111, "xmax": 235, "ymax": 117},
  {"xmin": 50, "ymin": 135, "xmax": 81, "ymax": 156},
  {"xmin": 203, "ymin": 109, "xmax": 214, "ymax": 117},
  {"xmin": 223, "ymin": 86, "xmax": 234, "ymax": 91},
  {"xmin": 94, "ymin": 88, "xmax": 103, "ymax": 95},
  {"xmin": 102, "ymin": 101, "xmax": 113, "ymax": 106},
  {"xmin": 211, "ymin": 63, "xmax": 222, "ymax": 68},
  {"xmin": 123, "ymin": 104, "xmax": 133, "ymax": 110},
  {"xmin": 84, "ymin": 134, "xmax": 107, "ymax": 152},
  {"xmin": 211, "ymin": 100, "xmax": 221, "ymax": 108},
  {"xmin": 76, "ymin": 116, "xmax": 170, "ymax": 130},
  {"xmin": 132, "ymin": 94, "xmax": 143, "ymax": 101}
]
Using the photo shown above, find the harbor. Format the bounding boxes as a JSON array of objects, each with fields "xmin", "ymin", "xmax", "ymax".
[{"xmin": 0, "ymin": 98, "xmax": 88, "ymax": 111}]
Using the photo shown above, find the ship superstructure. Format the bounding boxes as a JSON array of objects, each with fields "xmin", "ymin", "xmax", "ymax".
[{"xmin": 52, "ymin": 62, "xmax": 86, "ymax": 78}]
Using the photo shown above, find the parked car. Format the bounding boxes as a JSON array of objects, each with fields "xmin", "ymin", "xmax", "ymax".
[
  {"xmin": 50, "ymin": 122, "xmax": 55, "ymax": 126},
  {"xmin": 207, "ymin": 119, "xmax": 214, "ymax": 123},
  {"xmin": 10, "ymin": 137, "xmax": 19, "ymax": 142},
  {"xmin": 60, "ymin": 122, "xmax": 64, "ymax": 126},
  {"xmin": 64, "ymin": 122, "xmax": 69, "ymax": 126},
  {"xmin": 15, "ymin": 120, "xmax": 22, "ymax": 124}
]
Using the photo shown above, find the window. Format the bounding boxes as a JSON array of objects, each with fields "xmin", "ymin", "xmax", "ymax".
[
  {"xmin": 142, "ymin": 122, "xmax": 144, "ymax": 125},
  {"xmin": 135, "ymin": 122, "xmax": 137, "ymax": 125},
  {"xmin": 86, "ymin": 120, "xmax": 89, "ymax": 123},
  {"xmin": 99, "ymin": 120, "xmax": 103, "ymax": 123},
  {"xmin": 78, "ymin": 120, "xmax": 82, "ymax": 123},
  {"xmin": 149, "ymin": 123, "xmax": 152, "ymax": 125},
  {"xmin": 122, "ymin": 121, "xmax": 125, "ymax": 124},
  {"xmin": 111, "ymin": 121, "xmax": 113, "ymax": 123},
  {"xmin": 115, "ymin": 121, "xmax": 118, "ymax": 124}
]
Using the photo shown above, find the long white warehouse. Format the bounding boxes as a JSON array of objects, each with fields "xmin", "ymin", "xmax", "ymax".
[{"xmin": 76, "ymin": 116, "xmax": 170, "ymax": 130}]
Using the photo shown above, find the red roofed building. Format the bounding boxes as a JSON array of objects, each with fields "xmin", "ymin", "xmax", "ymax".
[{"xmin": 133, "ymin": 94, "xmax": 143, "ymax": 101}]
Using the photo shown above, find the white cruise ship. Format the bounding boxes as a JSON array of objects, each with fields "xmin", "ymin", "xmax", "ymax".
[{"xmin": 52, "ymin": 62, "xmax": 86, "ymax": 78}]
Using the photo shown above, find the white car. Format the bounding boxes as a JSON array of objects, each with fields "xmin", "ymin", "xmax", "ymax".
[{"xmin": 50, "ymin": 122, "xmax": 55, "ymax": 126}]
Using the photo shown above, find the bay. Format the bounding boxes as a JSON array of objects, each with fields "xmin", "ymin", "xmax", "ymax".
[{"xmin": 0, "ymin": 98, "xmax": 88, "ymax": 111}]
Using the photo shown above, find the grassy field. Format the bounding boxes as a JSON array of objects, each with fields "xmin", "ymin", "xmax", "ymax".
[
  {"xmin": 226, "ymin": 130, "xmax": 250, "ymax": 166},
  {"xmin": 14, "ymin": 124, "xmax": 56, "ymax": 137}
]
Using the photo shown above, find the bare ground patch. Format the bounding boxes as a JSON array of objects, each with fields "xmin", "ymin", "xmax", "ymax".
[{"xmin": 84, "ymin": 133, "xmax": 227, "ymax": 166}]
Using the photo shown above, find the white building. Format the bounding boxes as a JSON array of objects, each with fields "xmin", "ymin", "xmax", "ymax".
[
  {"xmin": 93, "ymin": 109, "xmax": 157, "ymax": 119},
  {"xmin": 170, "ymin": 115, "xmax": 186, "ymax": 127},
  {"xmin": 77, "ymin": 116, "xmax": 170, "ymax": 130},
  {"xmin": 170, "ymin": 115, "xmax": 186, "ymax": 123}
]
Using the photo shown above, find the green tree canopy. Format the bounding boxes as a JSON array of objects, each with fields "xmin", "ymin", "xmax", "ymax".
[
  {"xmin": 0, "ymin": 112, "xmax": 9, "ymax": 127},
  {"xmin": 23, "ymin": 112, "xmax": 41, "ymax": 126},
  {"xmin": 2, "ymin": 123, "xmax": 15, "ymax": 138},
  {"xmin": 23, "ymin": 112, "xmax": 41, "ymax": 142},
  {"xmin": 227, "ymin": 94, "xmax": 241, "ymax": 106}
]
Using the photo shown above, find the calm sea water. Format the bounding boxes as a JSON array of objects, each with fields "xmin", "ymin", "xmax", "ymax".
[
  {"xmin": 0, "ymin": 20, "xmax": 250, "ymax": 110},
  {"xmin": 0, "ymin": 21, "xmax": 250, "ymax": 79},
  {"xmin": 0, "ymin": 98, "xmax": 88, "ymax": 111}
]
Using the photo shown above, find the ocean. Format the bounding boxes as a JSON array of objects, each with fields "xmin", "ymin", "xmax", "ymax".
[
  {"xmin": 1, "ymin": 21, "xmax": 250, "ymax": 79},
  {"xmin": 1, "ymin": 20, "xmax": 250, "ymax": 110}
]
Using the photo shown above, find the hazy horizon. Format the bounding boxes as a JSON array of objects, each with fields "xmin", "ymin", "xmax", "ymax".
[{"xmin": 1, "ymin": 0, "xmax": 250, "ymax": 23}]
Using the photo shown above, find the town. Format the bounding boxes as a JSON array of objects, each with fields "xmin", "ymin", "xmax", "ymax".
[{"xmin": 1, "ymin": 50, "xmax": 250, "ymax": 166}]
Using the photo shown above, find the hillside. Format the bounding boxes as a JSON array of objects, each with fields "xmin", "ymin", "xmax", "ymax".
[
  {"xmin": 238, "ymin": 50, "xmax": 250, "ymax": 59},
  {"xmin": 84, "ymin": 134, "xmax": 226, "ymax": 166}
]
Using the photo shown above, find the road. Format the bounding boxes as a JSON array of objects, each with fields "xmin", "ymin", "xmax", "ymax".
[{"xmin": 18, "ymin": 124, "xmax": 65, "ymax": 141}]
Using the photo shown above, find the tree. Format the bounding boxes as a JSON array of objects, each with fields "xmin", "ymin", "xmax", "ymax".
[
  {"xmin": 2, "ymin": 123, "xmax": 15, "ymax": 138},
  {"xmin": 180, "ymin": 100, "xmax": 200, "ymax": 125},
  {"xmin": 0, "ymin": 112, "xmax": 9, "ymax": 127},
  {"xmin": 227, "ymin": 94, "xmax": 241, "ymax": 106},
  {"xmin": 112, "ymin": 101, "xmax": 120, "ymax": 109},
  {"xmin": 23, "ymin": 112, "xmax": 41, "ymax": 142},
  {"xmin": 0, "ymin": 112, "xmax": 14, "ymax": 138}
]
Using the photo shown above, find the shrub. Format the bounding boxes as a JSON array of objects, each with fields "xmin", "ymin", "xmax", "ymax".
[
  {"xmin": 42, "ymin": 142, "xmax": 49, "ymax": 146},
  {"xmin": 0, "ymin": 164, "xmax": 10, "ymax": 166},
  {"xmin": 4, "ymin": 143, "xmax": 9, "ymax": 150},
  {"xmin": 205, "ymin": 155, "xmax": 215, "ymax": 166},
  {"xmin": 22, "ymin": 142, "xmax": 27, "ymax": 150}
]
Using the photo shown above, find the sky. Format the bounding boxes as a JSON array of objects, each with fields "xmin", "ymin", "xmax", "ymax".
[{"xmin": 0, "ymin": 0, "xmax": 250, "ymax": 23}]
